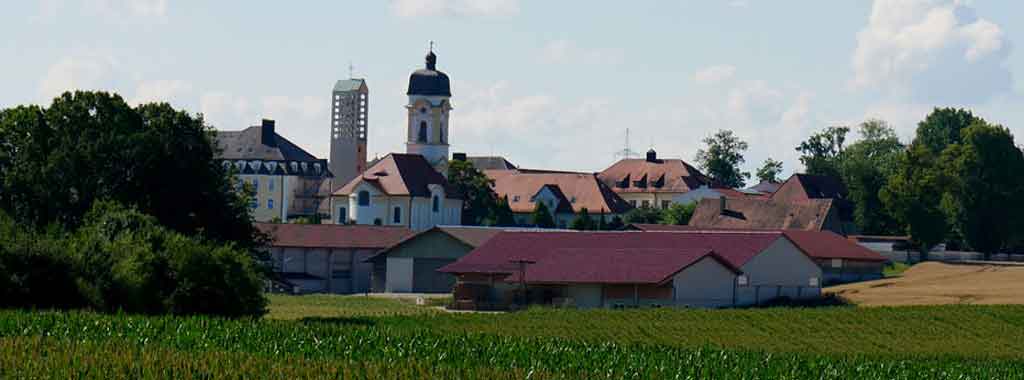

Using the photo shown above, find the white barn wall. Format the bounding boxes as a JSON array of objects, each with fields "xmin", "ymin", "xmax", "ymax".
[
  {"xmin": 736, "ymin": 237, "xmax": 823, "ymax": 305},
  {"xmin": 672, "ymin": 256, "xmax": 737, "ymax": 307}
]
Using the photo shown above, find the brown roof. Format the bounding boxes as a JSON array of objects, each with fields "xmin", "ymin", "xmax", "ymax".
[
  {"xmin": 688, "ymin": 197, "xmax": 837, "ymax": 231},
  {"xmin": 485, "ymin": 169, "xmax": 632, "ymax": 214},
  {"xmin": 771, "ymin": 174, "xmax": 848, "ymax": 203},
  {"xmin": 625, "ymin": 225, "xmax": 886, "ymax": 262},
  {"xmin": 598, "ymin": 157, "xmax": 712, "ymax": 194},
  {"xmin": 335, "ymin": 153, "xmax": 460, "ymax": 199},
  {"xmin": 466, "ymin": 156, "xmax": 517, "ymax": 170},
  {"xmin": 256, "ymin": 223, "xmax": 412, "ymax": 249},
  {"xmin": 364, "ymin": 225, "xmax": 535, "ymax": 262}
]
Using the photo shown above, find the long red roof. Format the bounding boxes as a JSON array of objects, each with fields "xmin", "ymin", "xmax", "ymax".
[
  {"xmin": 439, "ymin": 231, "xmax": 780, "ymax": 279},
  {"xmin": 257, "ymin": 223, "xmax": 413, "ymax": 249}
]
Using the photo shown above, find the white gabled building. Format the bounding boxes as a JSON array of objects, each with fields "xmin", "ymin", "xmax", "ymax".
[{"xmin": 331, "ymin": 153, "xmax": 462, "ymax": 231}]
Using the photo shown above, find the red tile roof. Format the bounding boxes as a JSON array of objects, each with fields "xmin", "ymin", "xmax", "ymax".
[
  {"xmin": 598, "ymin": 157, "xmax": 712, "ymax": 194},
  {"xmin": 439, "ymin": 231, "xmax": 780, "ymax": 277},
  {"xmin": 485, "ymin": 169, "xmax": 632, "ymax": 214},
  {"xmin": 256, "ymin": 223, "xmax": 413, "ymax": 249},
  {"xmin": 502, "ymin": 248, "xmax": 739, "ymax": 285},
  {"xmin": 689, "ymin": 197, "xmax": 837, "ymax": 231},
  {"xmin": 627, "ymin": 224, "xmax": 887, "ymax": 262},
  {"xmin": 335, "ymin": 153, "xmax": 460, "ymax": 199},
  {"xmin": 771, "ymin": 174, "xmax": 848, "ymax": 203}
]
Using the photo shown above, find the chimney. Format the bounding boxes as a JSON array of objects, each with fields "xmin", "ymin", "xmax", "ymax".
[
  {"xmin": 646, "ymin": 148, "xmax": 657, "ymax": 162},
  {"xmin": 452, "ymin": 152, "xmax": 467, "ymax": 161},
  {"xmin": 261, "ymin": 119, "xmax": 276, "ymax": 147},
  {"xmin": 718, "ymin": 196, "xmax": 727, "ymax": 215}
]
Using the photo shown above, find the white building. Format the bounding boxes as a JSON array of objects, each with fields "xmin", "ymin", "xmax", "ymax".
[{"xmin": 331, "ymin": 153, "xmax": 462, "ymax": 231}]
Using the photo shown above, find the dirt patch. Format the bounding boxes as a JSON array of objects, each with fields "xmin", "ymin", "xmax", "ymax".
[{"xmin": 825, "ymin": 262, "xmax": 1024, "ymax": 307}]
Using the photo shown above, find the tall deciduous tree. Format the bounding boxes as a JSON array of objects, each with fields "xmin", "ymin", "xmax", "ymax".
[
  {"xmin": 0, "ymin": 91, "xmax": 259, "ymax": 251},
  {"xmin": 914, "ymin": 108, "xmax": 980, "ymax": 154},
  {"xmin": 695, "ymin": 129, "xmax": 750, "ymax": 188},
  {"xmin": 447, "ymin": 159, "xmax": 497, "ymax": 225},
  {"xmin": 483, "ymin": 196, "xmax": 516, "ymax": 227},
  {"xmin": 755, "ymin": 158, "xmax": 784, "ymax": 184},
  {"xmin": 796, "ymin": 126, "xmax": 849, "ymax": 178},
  {"xmin": 840, "ymin": 120, "xmax": 903, "ymax": 235},
  {"xmin": 941, "ymin": 122, "xmax": 1024, "ymax": 259},
  {"xmin": 881, "ymin": 145, "xmax": 949, "ymax": 261}
]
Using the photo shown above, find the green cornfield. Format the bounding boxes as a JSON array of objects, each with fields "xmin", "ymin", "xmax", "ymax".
[{"xmin": 4, "ymin": 301, "xmax": 1024, "ymax": 379}]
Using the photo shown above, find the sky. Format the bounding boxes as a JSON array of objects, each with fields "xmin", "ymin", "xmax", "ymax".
[{"xmin": 4, "ymin": 0, "xmax": 1023, "ymax": 180}]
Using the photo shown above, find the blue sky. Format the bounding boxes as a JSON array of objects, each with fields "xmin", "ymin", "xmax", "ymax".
[{"xmin": 4, "ymin": 1, "xmax": 1023, "ymax": 179}]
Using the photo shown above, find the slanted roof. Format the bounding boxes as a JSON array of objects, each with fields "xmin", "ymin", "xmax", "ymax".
[
  {"xmin": 598, "ymin": 157, "xmax": 712, "ymax": 194},
  {"xmin": 533, "ymin": 184, "xmax": 574, "ymax": 214},
  {"xmin": 335, "ymin": 153, "xmax": 460, "ymax": 199},
  {"xmin": 486, "ymin": 169, "xmax": 632, "ymax": 214},
  {"xmin": 364, "ymin": 225, "xmax": 523, "ymax": 263},
  {"xmin": 771, "ymin": 174, "xmax": 848, "ymax": 202},
  {"xmin": 334, "ymin": 79, "xmax": 365, "ymax": 92},
  {"xmin": 257, "ymin": 223, "xmax": 412, "ymax": 249},
  {"xmin": 749, "ymin": 180, "xmax": 782, "ymax": 194},
  {"xmin": 502, "ymin": 248, "xmax": 739, "ymax": 285},
  {"xmin": 440, "ymin": 231, "xmax": 781, "ymax": 276},
  {"xmin": 215, "ymin": 125, "xmax": 320, "ymax": 162},
  {"xmin": 466, "ymin": 156, "xmax": 517, "ymax": 170},
  {"xmin": 627, "ymin": 224, "xmax": 887, "ymax": 262},
  {"xmin": 688, "ymin": 197, "xmax": 836, "ymax": 231}
]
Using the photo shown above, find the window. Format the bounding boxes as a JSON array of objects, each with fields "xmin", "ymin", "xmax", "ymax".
[
  {"xmin": 661, "ymin": 200, "xmax": 671, "ymax": 209},
  {"xmin": 418, "ymin": 121, "xmax": 428, "ymax": 142},
  {"xmin": 737, "ymin": 275, "xmax": 749, "ymax": 286},
  {"xmin": 269, "ymin": 179, "xmax": 274, "ymax": 191},
  {"xmin": 393, "ymin": 207, "xmax": 401, "ymax": 224},
  {"xmin": 252, "ymin": 178, "xmax": 259, "ymax": 190},
  {"xmin": 250, "ymin": 200, "xmax": 258, "ymax": 209},
  {"xmin": 513, "ymin": 195, "xmax": 520, "ymax": 202},
  {"xmin": 358, "ymin": 191, "xmax": 370, "ymax": 206},
  {"xmin": 629, "ymin": 200, "xmax": 637, "ymax": 207},
  {"xmin": 338, "ymin": 207, "xmax": 347, "ymax": 224},
  {"xmin": 831, "ymin": 258, "xmax": 843, "ymax": 268},
  {"xmin": 809, "ymin": 277, "xmax": 820, "ymax": 287},
  {"xmin": 267, "ymin": 199, "xmax": 274, "ymax": 209},
  {"xmin": 641, "ymin": 200, "xmax": 650, "ymax": 208},
  {"xmin": 432, "ymin": 196, "xmax": 440, "ymax": 212},
  {"xmin": 420, "ymin": 107, "xmax": 427, "ymax": 114}
]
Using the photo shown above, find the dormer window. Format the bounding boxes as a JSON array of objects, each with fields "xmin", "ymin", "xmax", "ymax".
[
  {"xmin": 358, "ymin": 191, "xmax": 370, "ymax": 206},
  {"xmin": 290, "ymin": 162, "xmax": 299, "ymax": 173},
  {"xmin": 513, "ymin": 195, "xmax": 520, "ymax": 202},
  {"xmin": 618, "ymin": 175, "xmax": 630, "ymax": 188}
]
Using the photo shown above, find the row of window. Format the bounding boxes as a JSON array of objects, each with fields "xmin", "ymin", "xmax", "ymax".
[
  {"xmin": 250, "ymin": 199, "xmax": 274, "ymax": 210},
  {"xmin": 239, "ymin": 178, "xmax": 276, "ymax": 192},
  {"xmin": 626, "ymin": 200, "xmax": 672, "ymax": 209}
]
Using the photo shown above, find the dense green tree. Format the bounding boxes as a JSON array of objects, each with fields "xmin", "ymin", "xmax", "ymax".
[
  {"xmin": 606, "ymin": 215, "xmax": 625, "ymax": 230},
  {"xmin": 529, "ymin": 202, "xmax": 556, "ymax": 228},
  {"xmin": 660, "ymin": 202, "xmax": 696, "ymax": 225},
  {"xmin": 940, "ymin": 122, "xmax": 1024, "ymax": 258},
  {"xmin": 447, "ymin": 159, "xmax": 498, "ymax": 226},
  {"xmin": 623, "ymin": 206, "xmax": 663, "ymax": 225},
  {"xmin": 840, "ymin": 120, "xmax": 903, "ymax": 235},
  {"xmin": 755, "ymin": 158, "xmax": 784, "ymax": 184},
  {"xmin": 914, "ymin": 108, "xmax": 981, "ymax": 154},
  {"xmin": 881, "ymin": 145, "xmax": 950, "ymax": 261},
  {"xmin": 796, "ymin": 126, "xmax": 849, "ymax": 178},
  {"xmin": 483, "ymin": 196, "xmax": 517, "ymax": 227},
  {"xmin": 695, "ymin": 129, "xmax": 750, "ymax": 188},
  {"xmin": 0, "ymin": 91, "xmax": 259, "ymax": 252},
  {"xmin": 569, "ymin": 208, "xmax": 596, "ymax": 230}
]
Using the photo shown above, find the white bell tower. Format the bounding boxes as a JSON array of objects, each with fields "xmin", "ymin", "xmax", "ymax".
[{"xmin": 405, "ymin": 42, "xmax": 452, "ymax": 166}]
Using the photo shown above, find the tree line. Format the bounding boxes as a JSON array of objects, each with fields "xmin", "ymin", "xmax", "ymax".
[{"xmin": 692, "ymin": 108, "xmax": 1024, "ymax": 259}]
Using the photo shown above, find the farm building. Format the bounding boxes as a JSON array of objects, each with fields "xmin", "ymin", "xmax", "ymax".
[
  {"xmin": 629, "ymin": 224, "xmax": 888, "ymax": 284},
  {"xmin": 439, "ymin": 230, "xmax": 826, "ymax": 310},
  {"xmin": 688, "ymin": 196, "xmax": 847, "ymax": 235},
  {"xmin": 258, "ymin": 223, "xmax": 412, "ymax": 294},
  {"xmin": 365, "ymin": 226, "xmax": 508, "ymax": 293}
]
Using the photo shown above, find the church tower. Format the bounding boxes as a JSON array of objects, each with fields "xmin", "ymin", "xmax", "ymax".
[{"xmin": 405, "ymin": 45, "xmax": 452, "ymax": 166}]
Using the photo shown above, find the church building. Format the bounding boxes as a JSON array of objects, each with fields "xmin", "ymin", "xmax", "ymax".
[{"xmin": 405, "ymin": 46, "xmax": 452, "ymax": 166}]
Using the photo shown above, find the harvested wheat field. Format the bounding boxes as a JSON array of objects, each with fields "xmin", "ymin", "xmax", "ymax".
[{"xmin": 827, "ymin": 262, "xmax": 1024, "ymax": 306}]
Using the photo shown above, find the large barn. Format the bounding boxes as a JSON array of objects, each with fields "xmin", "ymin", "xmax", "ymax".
[{"xmin": 439, "ymin": 230, "xmax": 826, "ymax": 310}]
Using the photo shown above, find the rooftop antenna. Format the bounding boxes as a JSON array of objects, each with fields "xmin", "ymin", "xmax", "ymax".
[
  {"xmin": 348, "ymin": 61, "xmax": 354, "ymax": 79},
  {"xmin": 614, "ymin": 128, "xmax": 638, "ymax": 160},
  {"xmin": 429, "ymin": 40, "xmax": 434, "ymax": 53}
]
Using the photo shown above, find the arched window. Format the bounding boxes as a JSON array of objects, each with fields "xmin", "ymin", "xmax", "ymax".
[
  {"xmin": 358, "ymin": 191, "xmax": 370, "ymax": 206},
  {"xmin": 393, "ymin": 207, "xmax": 401, "ymax": 224},
  {"xmin": 432, "ymin": 195, "xmax": 440, "ymax": 213},
  {"xmin": 418, "ymin": 121, "xmax": 428, "ymax": 142}
]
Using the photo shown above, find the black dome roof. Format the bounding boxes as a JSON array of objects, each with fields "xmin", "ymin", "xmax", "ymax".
[{"xmin": 407, "ymin": 50, "xmax": 451, "ymax": 96}]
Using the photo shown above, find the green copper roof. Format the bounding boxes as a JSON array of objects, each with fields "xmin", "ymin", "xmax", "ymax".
[{"xmin": 333, "ymin": 79, "xmax": 365, "ymax": 92}]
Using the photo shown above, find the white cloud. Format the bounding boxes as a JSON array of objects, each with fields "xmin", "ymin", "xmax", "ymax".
[
  {"xmin": 851, "ymin": 0, "xmax": 1012, "ymax": 103},
  {"xmin": 38, "ymin": 0, "xmax": 168, "ymax": 21},
  {"xmin": 694, "ymin": 65, "xmax": 737, "ymax": 85},
  {"xmin": 131, "ymin": 79, "xmax": 192, "ymax": 106},
  {"xmin": 38, "ymin": 54, "xmax": 120, "ymax": 101},
  {"xmin": 200, "ymin": 92, "xmax": 251, "ymax": 129},
  {"xmin": 538, "ymin": 39, "xmax": 624, "ymax": 65},
  {"xmin": 389, "ymin": 0, "xmax": 519, "ymax": 18}
]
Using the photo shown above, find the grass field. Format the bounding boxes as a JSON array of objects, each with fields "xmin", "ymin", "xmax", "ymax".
[{"xmin": 5, "ymin": 294, "xmax": 1024, "ymax": 379}]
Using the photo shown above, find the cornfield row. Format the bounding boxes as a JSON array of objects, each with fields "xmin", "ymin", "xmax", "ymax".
[{"xmin": 2, "ymin": 309, "xmax": 1024, "ymax": 379}]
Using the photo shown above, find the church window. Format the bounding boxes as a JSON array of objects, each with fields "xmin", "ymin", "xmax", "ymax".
[
  {"xmin": 358, "ymin": 191, "xmax": 370, "ymax": 206},
  {"xmin": 432, "ymin": 196, "xmax": 440, "ymax": 212},
  {"xmin": 393, "ymin": 207, "xmax": 401, "ymax": 224},
  {"xmin": 418, "ymin": 122, "xmax": 428, "ymax": 142}
]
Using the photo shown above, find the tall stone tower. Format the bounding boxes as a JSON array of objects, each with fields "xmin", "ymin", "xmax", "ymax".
[
  {"xmin": 405, "ymin": 47, "xmax": 452, "ymax": 166},
  {"xmin": 330, "ymin": 79, "xmax": 368, "ymax": 190}
]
